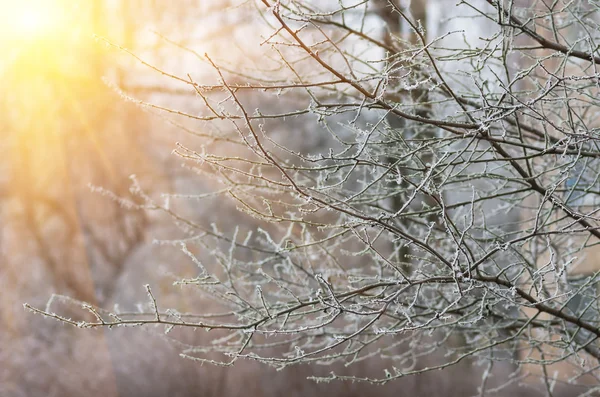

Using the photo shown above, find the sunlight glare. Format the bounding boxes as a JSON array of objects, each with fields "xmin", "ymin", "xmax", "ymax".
[
  {"xmin": 16, "ymin": 9, "xmax": 50, "ymax": 35},
  {"xmin": 1, "ymin": 1, "xmax": 64, "ymax": 39}
]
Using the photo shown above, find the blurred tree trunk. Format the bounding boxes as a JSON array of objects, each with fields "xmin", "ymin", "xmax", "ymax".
[{"xmin": 373, "ymin": 0, "xmax": 431, "ymax": 273}]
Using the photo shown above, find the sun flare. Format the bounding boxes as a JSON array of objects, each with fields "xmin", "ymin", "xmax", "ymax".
[
  {"xmin": 1, "ymin": 1, "xmax": 65, "ymax": 39},
  {"xmin": 15, "ymin": 8, "xmax": 52, "ymax": 35},
  {"xmin": 0, "ymin": 0, "xmax": 107, "ymax": 105}
]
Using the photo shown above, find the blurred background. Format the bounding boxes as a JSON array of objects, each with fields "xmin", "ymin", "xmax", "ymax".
[
  {"xmin": 0, "ymin": 2, "xmax": 246, "ymax": 396},
  {"xmin": 0, "ymin": 1, "xmax": 582, "ymax": 396}
]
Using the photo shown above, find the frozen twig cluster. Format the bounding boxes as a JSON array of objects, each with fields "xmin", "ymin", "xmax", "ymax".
[{"xmin": 28, "ymin": 0, "xmax": 600, "ymax": 393}]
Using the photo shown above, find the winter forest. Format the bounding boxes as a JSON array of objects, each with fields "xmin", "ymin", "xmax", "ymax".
[{"xmin": 2, "ymin": 0, "xmax": 600, "ymax": 396}]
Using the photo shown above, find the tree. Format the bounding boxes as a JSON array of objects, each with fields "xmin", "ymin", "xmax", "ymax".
[{"xmin": 28, "ymin": 0, "xmax": 600, "ymax": 394}]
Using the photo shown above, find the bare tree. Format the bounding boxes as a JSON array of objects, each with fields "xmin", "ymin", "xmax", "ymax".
[{"xmin": 28, "ymin": 0, "xmax": 600, "ymax": 395}]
